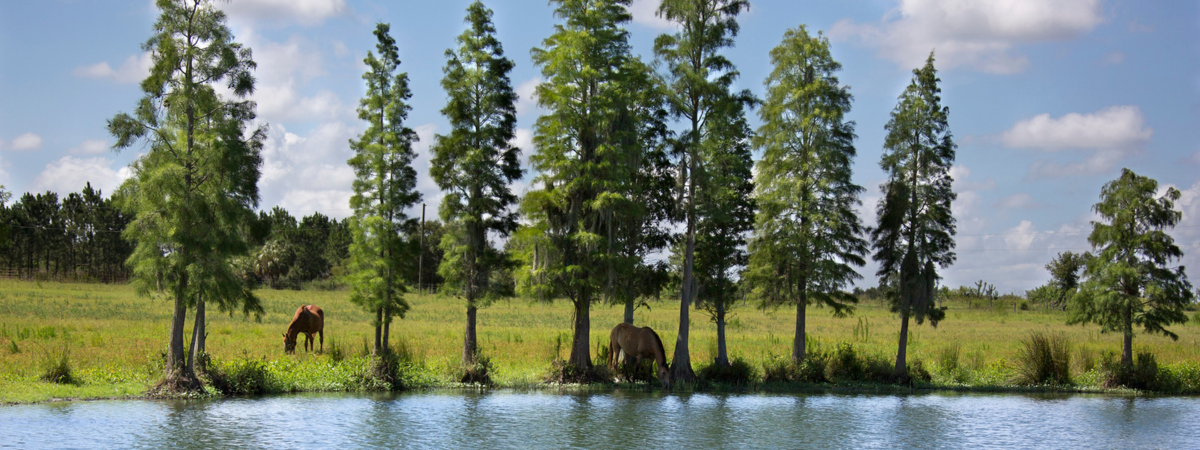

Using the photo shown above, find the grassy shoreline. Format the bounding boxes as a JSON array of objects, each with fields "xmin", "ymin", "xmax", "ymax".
[{"xmin": 2, "ymin": 279, "xmax": 1198, "ymax": 404}]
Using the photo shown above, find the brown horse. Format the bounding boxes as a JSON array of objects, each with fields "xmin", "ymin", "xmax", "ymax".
[
  {"xmin": 283, "ymin": 305, "xmax": 324, "ymax": 354},
  {"xmin": 609, "ymin": 323, "xmax": 670, "ymax": 387}
]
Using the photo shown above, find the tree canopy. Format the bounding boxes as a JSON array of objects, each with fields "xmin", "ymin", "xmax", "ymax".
[
  {"xmin": 870, "ymin": 52, "xmax": 956, "ymax": 380},
  {"xmin": 1069, "ymin": 168, "xmax": 1194, "ymax": 367},
  {"xmin": 746, "ymin": 26, "xmax": 866, "ymax": 363}
]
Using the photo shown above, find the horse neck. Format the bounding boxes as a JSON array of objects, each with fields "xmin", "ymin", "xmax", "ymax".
[
  {"xmin": 650, "ymin": 332, "xmax": 668, "ymax": 368},
  {"xmin": 285, "ymin": 326, "xmax": 301, "ymax": 342}
]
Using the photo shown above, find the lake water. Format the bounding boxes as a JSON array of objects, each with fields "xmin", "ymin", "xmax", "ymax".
[{"xmin": 2, "ymin": 390, "xmax": 1198, "ymax": 449}]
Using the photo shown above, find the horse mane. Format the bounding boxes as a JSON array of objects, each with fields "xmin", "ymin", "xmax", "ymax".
[{"xmin": 648, "ymin": 328, "xmax": 665, "ymax": 357}]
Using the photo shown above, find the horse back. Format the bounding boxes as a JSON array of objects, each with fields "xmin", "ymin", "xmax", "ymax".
[{"xmin": 289, "ymin": 305, "xmax": 324, "ymax": 334}]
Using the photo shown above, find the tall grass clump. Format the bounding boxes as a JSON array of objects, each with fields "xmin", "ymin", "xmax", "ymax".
[
  {"xmin": 39, "ymin": 344, "xmax": 78, "ymax": 385},
  {"xmin": 935, "ymin": 343, "xmax": 969, "ymax": 383},
  {"xmin": 1013, "ymin": 331, "xmax": 1071, "ymax": 385}
]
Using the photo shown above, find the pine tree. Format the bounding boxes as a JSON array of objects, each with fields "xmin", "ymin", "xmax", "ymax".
[
  {"xmin": 1069, "ymin": 168, "xmax": 1194, "ymax": 367},
  {"xmin": 430, "ymin": 1, "xmax": 523, "ymax": 366},
  {"xmin": 654, "ymin": 0, "xmax": 753, "ymax": 382},
  {"xmin": 346, "ymin": 23, "xmax": 421, "ymax": 356},
  {"xmin": 746, "ymin": 26, "xmax": 866, "ymax": 364},
  {"xmin": 107, "ymin": 0, "xmax": 264, "ymax": 389},
  {"xmin": 870, "ymin": 52, "xmax": 956, "ymax": 381}
]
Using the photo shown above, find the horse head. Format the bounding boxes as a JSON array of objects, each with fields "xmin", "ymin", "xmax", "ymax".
[
  {"xmin": 282, "ymin": 333, "xmax": 296, "ymax": 354},
  {"xmin": 657, "ymin": 365, "xmax": 671, "ymax": 388}
]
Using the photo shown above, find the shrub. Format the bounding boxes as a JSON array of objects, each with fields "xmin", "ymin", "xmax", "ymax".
[
  {"xmin": 825, "ymin": 343, "xmax": 865, "ymax": 382},
  {"xmin": 7, "ymin": 339, "xmax": 18, "ymax": 354},
  {"xmin": 209, "ymin": 357, "xmax": 273, "ymax": 395},
  {"xmin": 761, "ymin": 354, "xmax": 794, "ymax": 383},
  {"xmin": 545, "ymin": 359, "xmax": 611, "ymax": 384},
  {"xmin": 907, "ymin": 358, "xmax": 932, "ymax": 383},
  {"xmin": 458, "ymin": 353, "xmax": 494, "ymax": 385},
  {"xmin": 39, "ymin": 344, "xmax": 78, "ymax": 385},
  {"xmin": 698, "ymin": 357, "xmax": 756, "ymax": 385},
  {"xmin": 1013, "ymin": 332, "xmax": 1071, "ymax": 385},
  {"xmin": 1102, "ymin": 351, "xmax": 1159, "ymax": 390},
  {"xmin": 1164, "ymin": 361, "xmax": 1200, "ymax": 394}
]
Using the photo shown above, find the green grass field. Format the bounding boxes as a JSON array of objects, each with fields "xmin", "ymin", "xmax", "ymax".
[{"xmin": 2, "ymin": 278, "xmax": 1198, "ymax": 402}]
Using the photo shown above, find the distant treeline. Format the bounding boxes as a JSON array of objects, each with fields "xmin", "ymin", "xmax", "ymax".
[
  {"xmin": 0, "ymin": 184, "xmax": 132, "ymax": 282},
  {"xmin": 0, "ymin": 185, "xmax": 445, "ymax": 290}
]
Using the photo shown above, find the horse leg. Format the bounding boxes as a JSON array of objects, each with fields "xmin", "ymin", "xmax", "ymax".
[
  {"xmin": 305, "ymin": 333, "xmax": 313, "ymax": 353},
  {"xmin": 319, "ymin": 330, "xmax": 324, "ymax": 353}
]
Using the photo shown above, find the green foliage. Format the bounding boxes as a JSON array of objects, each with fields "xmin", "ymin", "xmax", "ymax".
[
  {"xmin": 1045, "ymin": 251, "xmax": 1089, "ymax": 309},
  {"xmin": 107, "ymin": 0, "xmax": 265, "ymax": 380},
  {"xmin": 457, "ymin": 352, "xmax": 495, "ymax": 385},
  {"xmin": 655, "ymin": 0, "xmax": 753, "ymax": 378},
  {"xmin": 345, "ymin": 23, "xmax": 421, "ymax": 350},
  {"xmin": 431, "ymin": 1, "xmax": 522, "ymax": 317},
  {"xmin": 208, "ymin": 357, "xmax": 273, "ymax": 395},
  {"xmin": 1101, "ymin": 351, "xmax": 1160, "ymax": 390},
  {"xmin": 520, "ymin": 0, "xmax": 663, "ymax": 369},
  {"xmin": 697, "ymin": 357, "xmax": 756, "ymax": 385},
  {"xmin": 746, "ymin": 26, "xmax": 866, "ymax": 363},
  {"xmin": 870, "ymin": 52, "xmax": 955, "ymax": 378},
  {"xmin": 38, "ymin": 344, "xmax": 78, "ymax": 385},
  {"xmin": 1069, "ymin": 169, "xmax": 1195, "ymax": 365},
  {"xmin": 1013, "ymin": 332, "xmax": 1071, "ymax": 385}
]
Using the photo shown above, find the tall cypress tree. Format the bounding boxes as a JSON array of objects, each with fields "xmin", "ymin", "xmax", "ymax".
[
  {"xmin": 108, "ymin": 0, "xmax": 264, "ymax": 389},
  {"xmin": 870, "ymin": 52, "xmax": 956, "ymax": 381},
  {"xmin": 654, "ymin": 0, "xmax": 753, "ymax": 383},
  {"xmin": 746, "ymin": 26, "xmax": 866, "ymax": 364},
  {"xmin": 430, "ymin": 1, "xmax": 523, "ymax": 366},
  {"xmin": 346, "ymin": 23, "xmax": 421, "ymax": 356},
  {"xmin": 519, "ymin": 0, "xmax": 653, "ymax": 372},
  {"xmin": 1069, "ymin": 169, "xmax": 1194, "ymax": 368}
]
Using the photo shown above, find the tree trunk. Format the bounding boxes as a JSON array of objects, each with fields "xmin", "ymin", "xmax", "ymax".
[
  {"xmin": 382, "ymin": 304, "xmax": 391, "ymax": 353},
  {"xmin": 464, "ymin": 300, "xmax": 478, "ymax": 364},
  {"xmin": 568, "ymin": 291, "xmax": 592, "ymax": 370},
  {"xmin": 373, "ymin": 306, "xmax": 383, "ymax": 355},
  {"xmin": 793, "ymin": 297, "xmax": 807, "ymax": 363},
  {"xmin": 894, "ymin": 312, "xmax": 910, "ymax": 380},
  {"xmin": 672, "ymin": 166, "xmax": 698, "ymax": 382},
  {"xmin": 715, "ymin": 300, "xmax": 729, "ymax": 367},
  {"xmin": 1122, "ymin": 302, "xmax": 1134, "ymax": 367},
  {"xmin": 187, "ymin": 294, "xmax": 205, "ymax": 375},
  {"xmin": 623, "ymin": 298, "xmax": 634, "ymax": 325},
  {"xmin": 167, "ymin": 270, "xmax": 189, "ymax": 379}
]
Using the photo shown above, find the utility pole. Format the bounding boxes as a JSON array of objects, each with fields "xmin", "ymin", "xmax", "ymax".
[{"xmin": 418, "ymin": 203, "xmax": 425, "ymax": 295}]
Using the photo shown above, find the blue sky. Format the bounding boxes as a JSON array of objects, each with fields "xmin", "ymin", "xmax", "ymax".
[{"xmin": 1, "ymin": 0, "xmax": 1198, "ymax": 294}]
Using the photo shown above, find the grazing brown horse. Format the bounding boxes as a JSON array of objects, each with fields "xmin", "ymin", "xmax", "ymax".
[
  {"xmin": 609, "ymin": 323, "xmax": 670, "ymax": 387},
  {"xmin": 283, "ymin": 305, "xmax": 324, "ymax": 354}
]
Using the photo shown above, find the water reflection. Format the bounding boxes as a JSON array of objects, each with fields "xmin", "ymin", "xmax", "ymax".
[{"xmin": 2, "ymin": 391, "xmax": 1199, "ymax": 449}]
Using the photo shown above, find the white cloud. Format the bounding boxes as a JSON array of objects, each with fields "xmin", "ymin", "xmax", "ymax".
[
  {"xmin": 68, "ymin": 139, "xmax": 110, "ymax": 155},
  {"xmin": 627, "ymin": 0, "xmax": 676, "ymax": 30},
  {"xmin": 1002, "ymin": 106, "xmax": 1152, "ymax": 178},
  {"xmin": 72, "ymin": 53, "xmax": 152, "ymax": 84},
  {"xmin": 29, "ymin": 156, "xmax": 128, "ymax": 196},
  {"xmin": 410, "ymin": 124, "xmax": 441, "ymax": 216},
  {"xmin": 1002, "ymin": 106, "xmax": 1151, "ymax": 150},
  {"xmin": 515, "ymin": 77, "xmax": 543, "ymax": 118},
  {"xmin": 950, "ymin": 164, "xmax": 996, "ymax": 192},
  {"xmin": 219, "ymin": 0, "xmax": 347, "ymax": 26},
  {"xmin": 995, "ymin": 193, "xmax": 1042, "ymax": 209},
  {"xmin": 830, "ymin": 0, "xmax": 1103, "ymax": 74},
  {"xmin": 3, "ymin": 132, "xmax": 44, "ymax": 151},
  {"xmin": 225, "ymin": 30, "xmax": 351, "ymax": 124},
  {"xmin": 258, "ymin": 122, "xmax": 358, "ymax": 218}
]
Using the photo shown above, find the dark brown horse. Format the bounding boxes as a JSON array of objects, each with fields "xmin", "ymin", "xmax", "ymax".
[
  {"xmin": 283, "ymin": 305, "xmax": 324, "ymax": 354},
  {"xmin": 609, "ymin": 323, "xmax": 670, "ymax": 387}
]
